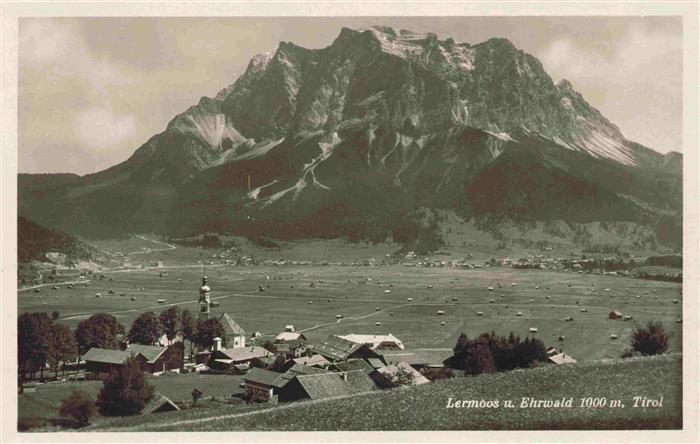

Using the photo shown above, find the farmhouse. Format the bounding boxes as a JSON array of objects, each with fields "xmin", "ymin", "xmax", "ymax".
[
  {"xmin": 277, "ymin": 370, "xmax": 377, "ymax": 402},
  {"xmin": 272, "ymin": 364, "xmax": 330, "ymax": 389},
  {"xmin": 608, "ymin": 310, "xmax": 623, "ymax": 320},
  {"xmin": 125, "ymin": 343, "xmax": 184, "ymax": 374},
  {"xmin": 381, "ymin": 349, "xmax": 453, "ymax": 369},
  {"xmin": 243, "ymin": 368, "xmax": 284, "ymax": 401},
  {"xmin": 336, "ymin": 333, "xmax": 405, "ymax": 350},
  {"xmin": 309, "ymin": 336, "xmax": 384, "ymax": 362},
  {"xmin": 208, "ymin": 346, "xmax": 272, "ymax": 371},
  {"xmin": 275, "ymin": 331, "xmax": 307, "ymax": 342},
  {"xmin": 548, "ymin": 352, "xmax": 577, "ymax": 365},
  {"xmin": 273, "ymin": 339, "xmax": 308, "ymax": 359},
  {"xmin": 329, "ymin": 359, "xmax": 377, "ymax": 374},
  {"xmin": 83, "ymin": 348, "xmax": 133, "ymax": 379},
  {"xmin": 291, "ymin": 354, "xmax": 330, "ymax": 369}
]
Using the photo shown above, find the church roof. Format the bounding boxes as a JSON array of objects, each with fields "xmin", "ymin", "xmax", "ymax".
[{"xmin": 219, "ymin": 313, "xmax": 245, "ymax": 335}]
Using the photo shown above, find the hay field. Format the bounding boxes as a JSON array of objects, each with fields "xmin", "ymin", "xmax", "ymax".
[{"xmin": 19, "ymin": 261, "xmax": 682, "ymax": 362}]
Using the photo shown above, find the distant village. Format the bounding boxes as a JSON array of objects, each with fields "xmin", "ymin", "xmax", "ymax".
[{"xmin": 197, "ymin": 247, "xmax": 682, "ymax": 283}]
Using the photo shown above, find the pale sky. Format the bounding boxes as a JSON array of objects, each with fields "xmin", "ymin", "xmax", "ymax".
[{"xmin": 18, "ymin": 17, "xmax": 683, "ymax": 175}]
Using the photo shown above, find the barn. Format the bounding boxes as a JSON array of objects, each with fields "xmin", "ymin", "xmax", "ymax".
[
  {"xmin": 83, "ymin": 348, "xmax": 134, "ymax": 379},
  {"xmin": 290, "ymin": 354, "xmax": 330, "ymax": 369},
  {"xmin": 208, "ymin": 346, "xmax": 272, "ymax": 371},
  {"xmin": 277, "ymin": 369, "xmax": 377, "ymax": 402},
  {"xmin": 243, "ymin": 368, "xmax": 284, "ymax": 402},
  {"xmin": 309, "ymin": 336, "xmax": 384, "ymax": 362},
  {"xmin": 608, "ymin": 310, "xmax": 623, "ymax": 320},
  {"xmin": 125, "ymin": 343, "xmax": 184, "ymax": 374},
  {"xmin": 548, "ymin": 352, "xmax": 578, "ymax": 365}
]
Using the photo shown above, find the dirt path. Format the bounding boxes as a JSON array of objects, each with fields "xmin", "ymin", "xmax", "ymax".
[
  {"xmin": 128, "ymin": 235, "xmax": 177, "ymax": 255},
  {"xmin": 60, "ymin": 289, "xmax": 259, "ymax": 320},
  {"xmin": 18, "ymin": 278, "xmax": 91, "ymax": 293}
]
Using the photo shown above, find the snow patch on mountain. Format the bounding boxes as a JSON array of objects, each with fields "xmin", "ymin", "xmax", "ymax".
[
  {"xmin": 247, "ymin": 179, "xmax": 280, "ymax": 200},
  {"xmin": 576, "ymin": 132, "xmax": 638, "ymax": 166},
  {"xmin": 181, "ymin": 113, "xmax": 244, "ymax": 148}
]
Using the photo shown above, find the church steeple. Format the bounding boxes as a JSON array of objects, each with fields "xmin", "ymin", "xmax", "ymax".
[{"xmin": 198, "ymin": 273, "xmax": 211, "ymax": 320}]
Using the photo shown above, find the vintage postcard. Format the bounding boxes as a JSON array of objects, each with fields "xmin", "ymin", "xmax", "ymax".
[{"xmin": 1, "ymin": 1, "xmax": 698, "ymax": 443}]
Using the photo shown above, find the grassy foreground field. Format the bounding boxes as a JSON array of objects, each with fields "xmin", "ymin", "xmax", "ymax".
[
  {"xmin": 91, "ymin": 353, "xmax": 682, "ymax": 431},
  {"xmin": 18, "ymin": 373, "xmax": 247, "ymax": 430}
]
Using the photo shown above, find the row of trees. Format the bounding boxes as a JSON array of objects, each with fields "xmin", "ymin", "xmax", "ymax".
[
  {"xmin": 445, "ymin": 332, "xmax": 548, "ymax": 375},
  {"xmin": 18, "ymin": 307, "xmax": 228, "ymax": 383},
  {"xmin": 18, "ymin": 311, "xmax": 77, "ymax": 381},
  {"xmin": 445, "ymin": 322, "xmax": 671, "ymax": 376},
  {"xmin": 126, "ymin": 307, "xmax": 227, "ymax": 357}
]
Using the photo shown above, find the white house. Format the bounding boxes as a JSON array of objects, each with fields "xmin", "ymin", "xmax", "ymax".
[{"xmin": 336, "ymin": 333, "xmax": 405, "ymax": 350}]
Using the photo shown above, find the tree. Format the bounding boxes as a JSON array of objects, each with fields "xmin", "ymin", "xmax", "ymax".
[
  {"xmin": 128, "ymin": 312, "xmax": 162, "ymax": 345},
  {"xmin": 180, "ymin": 309, "xmax": 195, "ymax": 359},
  {"xmin": 159, "ymin": 306, "xmax": 180, "ymax": 346},
  {"xmin": 269, "ymin": 356, "xmax": 288, "ymax": 372},
  {"xmin": 47, "ymin": 323, "xmax": 78, "ymax": 378},
  {"xmin": 478, "ymin": 331, "xmax": 516, "ymax": 371},
  {"xmin": 388, "ymin": 365, "xmax": 416, "ymax": 387},
  {"xmin": 194, "ymin": 318, "xmax": 225, "ymax": 351},
  {"xmin": 59, "ymin": 390, "xmax": 96, "ymax": 427},
  {"xmin": 445, "ymin": 334, "xmax": 495, "ymax": 375},
  {"xmin": 463, "ymin": 339, "xmax": 496, "ymax": 375},
  {"xmin": 631, "ymin": 322, "xmax": 669, "ymax": 355},
  {"xmin": 513, "ymin": 337, "xmax": 547, "ymax": 368},
  {"xmin": 51, "ymin": 311, "xmax": 60, "ymax": 321},
  {"xmin": 18, "ymin": 312, "xmax": 53, "ymax": 382},
  {"xmin": 75, "ymin": 313, "xmax": 125, "ymax": 355},
  {"xmin": 96, "ymin": 357, "xmax": 154, "ymax": 416}
]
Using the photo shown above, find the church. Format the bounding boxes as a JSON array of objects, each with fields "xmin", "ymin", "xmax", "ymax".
[{"xmin": 198, "ymin": 274, "xmax": 246, "ymax": 349}]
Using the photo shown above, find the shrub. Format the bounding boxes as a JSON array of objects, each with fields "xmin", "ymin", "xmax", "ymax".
[
  {"xmin": 59, "ymin": 390, "xmax": 96, "ymax": 427},
  {"xmin": 631, "ymin": 322, "xmax": 669, "ymax": 356},
  {"xmin": 421, "ymin": 367, "xmax": 454, "ymax": 381},
  {"xmin": 96, "ymin": 357, "xmax": 154, "ymax": 416}
]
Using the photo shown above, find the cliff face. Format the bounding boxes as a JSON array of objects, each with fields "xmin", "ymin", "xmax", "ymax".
[{"xmin": 18, "ymin": 26, "xmax": 681, "ymax": 240}]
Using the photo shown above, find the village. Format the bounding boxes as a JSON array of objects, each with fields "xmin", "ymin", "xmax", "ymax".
[{"xmin": 18, "ymin": 262, "xmax": 678, "ymax": 429}]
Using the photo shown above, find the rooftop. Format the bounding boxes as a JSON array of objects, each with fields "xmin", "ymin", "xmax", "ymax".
[
  {"xmin": 336, "ymin": 333, "xmax": 404, "ymax": 350},
  {"xmin": 310, "ymin": 336, "xmax": 364, "ymax": 361},
  {"xmin": 82, "ymin": 347, "xmax": 131, "ymax": 365},
  {"xmin": 217, "ymin": 346, "xmax": 271, "ymax": 362},
  {"xmin": 126, "ymin": 344, "xmax": 167, "ymax": 363},
  {"xmin": 244, "ymin": 368, "xmax": 284, "ymax": 387},
  {"xmin": 294, "ymin": 370, "xmax": 377, "ymax": 400}
]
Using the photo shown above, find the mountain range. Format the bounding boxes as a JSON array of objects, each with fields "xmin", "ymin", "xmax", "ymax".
[{"xmin": 18, "ymin": 26, "xmax": 682, "ymax": 248}]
